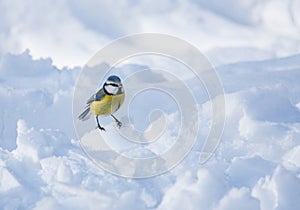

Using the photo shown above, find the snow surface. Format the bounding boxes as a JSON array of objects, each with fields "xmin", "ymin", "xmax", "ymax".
[{"xmin": 1, "ymin": 0, "xmax": 300, "ymax": 209}]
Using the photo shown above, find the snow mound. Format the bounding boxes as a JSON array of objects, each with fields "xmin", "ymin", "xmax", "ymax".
[{"xmin": 1, "ymin": 0, "xmax": 300, "ymax": 206}]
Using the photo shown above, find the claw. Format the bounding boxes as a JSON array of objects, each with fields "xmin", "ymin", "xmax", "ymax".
[
  {"xmin": 98, "ymin": 125, "xmax": 106, "ymax": 131},
  {"xmin": 111, "ymin": 114, "xmax": 122, "ymax": 129},
  {"xmin": 116, "ymin": 121, "xmax": 122, "ymax": 128},
  {"xmin": 96, "ymin": 116, "xmax": 105, "ymax": 131}
]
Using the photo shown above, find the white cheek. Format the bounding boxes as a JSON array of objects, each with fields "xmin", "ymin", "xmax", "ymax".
[{"xmin": 105, "ymin": 85, "xmax": 118, "ymax": 94}]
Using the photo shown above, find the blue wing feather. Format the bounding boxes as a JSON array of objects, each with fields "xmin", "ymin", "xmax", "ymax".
[
  {"xmin": 86, "ymin": 88, "xmax": 105, "ymax": 104},
  {"xmin": 78, "ymin": 88, "xmax": 105, "ymax": 121}
]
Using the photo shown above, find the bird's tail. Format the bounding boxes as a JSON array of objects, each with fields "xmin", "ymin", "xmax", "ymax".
[{"xmin": 78, "ymin": 106, "xmax": 91, "ymax": 121}]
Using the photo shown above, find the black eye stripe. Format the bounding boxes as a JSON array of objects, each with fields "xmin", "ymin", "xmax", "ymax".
[{"xmin": 105, "ymin": 83, "xmax": 119, "ymax": 87}]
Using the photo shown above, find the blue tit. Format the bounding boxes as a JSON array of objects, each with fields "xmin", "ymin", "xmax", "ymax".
[{"xmin": 78, "ymin": 75, "xmax": 125, "ymax": 131}]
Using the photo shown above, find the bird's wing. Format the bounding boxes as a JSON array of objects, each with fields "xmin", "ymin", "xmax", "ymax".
[{"xmin": 86, "ymin": 88, "xmax": 106, "ymax": 104}]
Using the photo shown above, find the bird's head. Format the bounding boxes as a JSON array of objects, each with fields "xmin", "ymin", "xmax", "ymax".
[{"xmin": 103, "ymin": 75, "xmax": 124, "ymax": 95}]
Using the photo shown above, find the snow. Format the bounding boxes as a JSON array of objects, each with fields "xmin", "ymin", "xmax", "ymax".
[
  {"xmin": 0, "ymin": 167, "xmax": 20, "ymax": 193},
  {"xmin": 214, "ymin": 187, "xmax": 260, "ymax": 210},
  {"xmin": 252, "ymin": 166, "xmax": 300, "ymax": 210},
  {"xmin": 1, "ymin": 0, "xmax": 300, "ymax": 209},
  {"xmin": 283, "ymin": 145, "xmax": 300, "ymax": 170}
]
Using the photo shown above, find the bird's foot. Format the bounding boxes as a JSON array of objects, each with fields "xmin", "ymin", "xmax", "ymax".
[
  {"xmin": 110, "ymin": 115, "xmax": 122, "ymax": 129},
  {"xmin": 97, "ymin": 125, "xmax": 106, "ymax": 131},
  {"xmin": 115, "ymin": 120, "xmax": 122, "ymax": 129}
]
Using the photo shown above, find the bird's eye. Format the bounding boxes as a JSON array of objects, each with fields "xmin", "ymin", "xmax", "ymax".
[
  {"xmin": 105, "ymin": 82, "xmax": 117, "ymax": 87},
  {"xmin": 110, "ymin": 83, "xmax": 119, "ymax": 87}
]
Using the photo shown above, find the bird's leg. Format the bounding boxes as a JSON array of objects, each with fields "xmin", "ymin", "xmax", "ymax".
[
  {"xmin": 96, "ymin": 116, "xmax": 105, "ymax": 131},
  {"xmin": 111, "ymin": 114, "xmax": 122, "ymax": 128}
]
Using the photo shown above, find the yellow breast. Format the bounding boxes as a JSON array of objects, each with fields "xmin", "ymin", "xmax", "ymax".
[{"xmin": 90, "ymin": 93, "xmax": 125, "ymax": 116}]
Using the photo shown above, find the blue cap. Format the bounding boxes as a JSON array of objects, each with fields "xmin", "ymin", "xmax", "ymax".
[{"xmin": 107, "ymin": 75, "xmax": 121, "ymax": 83}]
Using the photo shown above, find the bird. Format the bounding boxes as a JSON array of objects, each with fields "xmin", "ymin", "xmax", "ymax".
[{"xmin": 78, "ymin": 75, "xmax": 125, "ymax": 131}]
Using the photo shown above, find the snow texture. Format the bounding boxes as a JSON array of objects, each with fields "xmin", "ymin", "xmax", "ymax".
[{"xmin": 1, "ymin": 0, "xmax": 300, "ymax": 209}]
